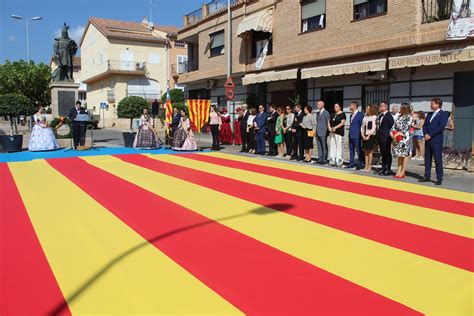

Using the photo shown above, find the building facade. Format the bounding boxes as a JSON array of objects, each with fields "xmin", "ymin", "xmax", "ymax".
[
  {"xmin": 176, "ymin": 0, "xmax": 474, "ymax": 150},
  {"xmin": 80, "ymin": 17, "xmax": 186, "ymax": 127}
]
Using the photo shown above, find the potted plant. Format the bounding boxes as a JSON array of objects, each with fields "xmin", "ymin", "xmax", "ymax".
[
  {"xmin": 117, "ymin": 96, "xmax": 150, "ymax": 147},
  {"xmin": 0, "ymin": 93, "xmax": 35, "ymax": 152}
]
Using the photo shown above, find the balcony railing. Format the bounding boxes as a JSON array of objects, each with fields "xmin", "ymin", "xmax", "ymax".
[
  {"xmin": 184, "ymin": 0, "xmax": 240, "ymax": 26},
  {"xmin": 207, "ymin": 0, "xmax": 237, "ymax": 15},
  {"xmin": 82, "ymin": 60, "xmax": 147, "ymax": 82},
  {"xmin": 171, "ymin": 61, "xmax": 199, "ymax": 76},
  {"xmin": 107, "ymin": 60, "xmax": 147, "ymax": 72},
  {"xmin": 185, "ymin": 7, "xmax": 203, "ymax": 25},
  {"xmin": 422, "ymin": 0, "xmax": 453, "ymax": 23},
  {"xmin": 127, "ymin": 90, "xmax": 162, "ymax": 100}
]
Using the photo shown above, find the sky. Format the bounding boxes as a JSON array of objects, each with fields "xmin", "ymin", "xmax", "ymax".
[{"xmin": 0, "ymin": 0, "xmax": 201, "ymax": 64}]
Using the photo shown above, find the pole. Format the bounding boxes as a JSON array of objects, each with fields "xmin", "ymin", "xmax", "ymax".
[
  {"xmin": 149, "ymin": 0, "xmax": 153, "ymax": 23},
  {"xmin": 226, "ymin": 0, "xmax": 233, "ymax": 132},
  {"xmin": 26, "ymin": 19, "xmax": 30, "ymax": 62}
]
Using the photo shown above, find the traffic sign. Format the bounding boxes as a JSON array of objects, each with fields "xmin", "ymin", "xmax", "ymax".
[
  {"xmin": 225, "ymin": 87, "xmax": 235, "ymax": 101},
  {"xmin": 224, "ymin": 76, "xmax": 235, "ymax": 88},
  {"xmin": 100, "ymin": 102, "xmax": 108, "ymax": 109}
]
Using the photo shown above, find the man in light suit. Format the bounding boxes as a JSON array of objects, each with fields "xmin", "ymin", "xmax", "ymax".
[
  {"xmin": 315, "ymin": 100, "xmax": 330, "ymax": 164},
  {"xmin": 254, "ymin": 104, "xmax": 268, "ymax": 155},
  {"xmin": 421, "ymin": 97, "xmax": 449, "ymax": 186},
  {"xmin": 347, "ymin": 101, "xmax": 364, "ymax": 169}
]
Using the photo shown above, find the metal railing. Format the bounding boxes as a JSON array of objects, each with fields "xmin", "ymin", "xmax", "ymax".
[
  {"xmin": 185, "ymin": 7, "xmax": 203, "ymax": 25},
  {"xmin": 107, "ymin": 60, "xmax": 147, "ymax": 72},
  {"xmin": 126, "ymin": 90, "xmax": 162, "ymax": 100},
  {"xmin": 172, "ymin": 60, "xmax": 199, "ymax": 75},
  {"xmin": 207, "ymin": 0, "xmax": 237, "ymax": 15},
  {"xmin": 422, "ymin": 0, "xmax": 453, "ymax": 23}
]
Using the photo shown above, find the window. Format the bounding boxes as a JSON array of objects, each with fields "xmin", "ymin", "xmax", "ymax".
[
  {"xmin": 175, "ymin": 41, "xmax": 186, "ymax": 48},
  {"xmin": 177, "ymin": 55, "xmax": 188, "ymax": 74},
  {"xmin": 354, "ymin": 0, "xmax": 387, "ymax": 20},
  {"xmin": 149, "ymin": 52, "xmax": 161, "ymax": 64},
  {"xmin": 210, "ymin": 30, "xmax": 225, "ymax": 57},
  {"xmin": 301, "ymin": 0, "xmax": 326, "ymax": 33},
  {"xmin": 251, "ymin": 32, "xmax": 273, "ymax": 59}
]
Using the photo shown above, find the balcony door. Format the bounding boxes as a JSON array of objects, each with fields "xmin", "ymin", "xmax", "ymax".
[
  {"xmin": 121, "ymin": 50, "xmax": 134, "ymax": 70},
  {"xmin": 177, "ymin": 55, "xmax": 188, "ymax": 74}
]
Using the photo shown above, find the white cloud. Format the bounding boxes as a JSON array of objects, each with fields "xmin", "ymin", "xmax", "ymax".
[
  {"xmin": 8, "ymin": 35, "xmax": 16, "ymax": 43},
  {"xmin": 54, "ymin": 25, "xmax": 85, "ymax": 43}
]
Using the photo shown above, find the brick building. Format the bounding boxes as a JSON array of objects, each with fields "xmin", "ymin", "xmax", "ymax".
[{"xmin": 176, "ymin": 0, "xmax": 474, "ymax": 150}]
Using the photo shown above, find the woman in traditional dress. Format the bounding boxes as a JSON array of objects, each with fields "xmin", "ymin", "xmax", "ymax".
[
  {"xmin": 233, "ymin": 107, "xmax": 242, "ymax": 146},
  {"xmin": 28, "ymin": 106, "xmax": 59, "ymax": 151},
  {"xmin": 391, "ymin": 103, "xmax": 414, "ymax": 179},
  {"xmin": 172, "ymin": 110, "xmax": 197, "ymax": 151},
  {"xmin": 133, "ymin": 108, "xmax": 158, "ymax": 149},
  {"xmin": 219, "ymin": 108, "xmax": 233, "ymax": 145}
]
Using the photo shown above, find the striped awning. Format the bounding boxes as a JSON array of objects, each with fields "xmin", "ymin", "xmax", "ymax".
[
  {"xmin": 242, "ymin": 69, "xmax": 298, "ymax": 85},
  {"xmin": 301, "ymin": 58, "xmax": 387, "ymax": 79},
  {"xmin": 389, "ymin": 45, "xmax": 474, "ymax": 69},
  {"xmin": 237, "ymin": 10, "xmax": 273, "ymax": 37}
]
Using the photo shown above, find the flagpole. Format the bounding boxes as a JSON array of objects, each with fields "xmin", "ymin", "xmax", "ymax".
[{"xmin": 227, "ymin": 0, "xmax": 233, "ymax": 133}]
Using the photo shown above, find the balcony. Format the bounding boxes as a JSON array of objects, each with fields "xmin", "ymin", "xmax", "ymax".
[
  {"xmin": 184, "ymin": 0, "xmax": 239, "ymax": 27},
  {"xmin": 126, "ymin": 90, "xmax": 162, "ymax": 101},
  {"xmin": 82, "ymin": 60, "xmax": 147, "ymax": 83},
  {"xmin": 422, "ymin": 0, "xmax": 453, "ymax": 23},
  {"xmin": 171, "ymin": 61, "xmax": 199, "ymax": 77}
]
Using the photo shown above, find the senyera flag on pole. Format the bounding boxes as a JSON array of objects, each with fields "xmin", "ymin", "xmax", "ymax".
[
  {"xmin": 188, "ymin": 99, "xmax": 211, "ymax": 134},
  {"xmin": 164, "ymin": 86, "xmax": 173, "ymax": 133}
]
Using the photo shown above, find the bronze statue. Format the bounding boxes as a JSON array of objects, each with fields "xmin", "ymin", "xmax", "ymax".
[{"xmin": 52, "ymin": 23, "xmax": 78, "ymax": 82}]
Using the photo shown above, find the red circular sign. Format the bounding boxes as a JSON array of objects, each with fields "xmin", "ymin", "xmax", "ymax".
[{"xmin": 225, "ymin": 87, "xmax": 235, "ymax": 101}]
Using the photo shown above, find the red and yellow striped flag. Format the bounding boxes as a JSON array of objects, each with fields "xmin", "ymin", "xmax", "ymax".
[
  {"xmin": 188, "ymin": 99, "xmax": 211, "ymax": 134},
  {"xmin": 165, "ymin": 89, "xmax": 173, "ymax": 132}
]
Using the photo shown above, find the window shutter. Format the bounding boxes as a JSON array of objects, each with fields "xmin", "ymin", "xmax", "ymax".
[
  {"xmin": 210, "ymin": 31, "xmax": 225, "ymax": 49},
  {"xmin": 301, "ymin": 0, "xmax": 326, "ymax": 20},
  {"xmin": 354, "ymin": 0, "xmax": 369, "ymax": 5}
]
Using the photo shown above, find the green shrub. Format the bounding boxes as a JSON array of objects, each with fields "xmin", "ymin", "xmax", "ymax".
[
  {"xmin": 0, "ymin": 93, "xmax": 35, "ymax": 134},
  {"xmin": 117, "ymin": 96, "xmax": 150, "ymax": 131}
]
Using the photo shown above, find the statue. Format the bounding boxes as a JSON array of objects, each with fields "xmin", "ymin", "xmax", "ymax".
[{"xmin": 52, "ymin": 23, "xmax": 78, "ymax": 82}]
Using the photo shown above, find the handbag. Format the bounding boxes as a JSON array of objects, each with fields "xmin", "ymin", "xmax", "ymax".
[{"xmin": 307, "ymin": 130, "xmax": 315, "ymax": 137}]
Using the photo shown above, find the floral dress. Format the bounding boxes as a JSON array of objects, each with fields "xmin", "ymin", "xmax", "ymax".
[
  {"xmin": 391, "ymin": 115, "xmax": 413, "ymax": 158},
  {"xmin": 28, "ymin": 113, "xmax": 59, "ymax": 151},
  {"xmin": 133, "ymin": 114, "xmax": 158, "ymax": 148}
]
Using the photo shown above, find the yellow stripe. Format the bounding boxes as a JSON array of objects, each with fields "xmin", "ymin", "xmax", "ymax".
[
  {"xmin": 83, "ymin": 155, "xmax": 473, "ymax": 316},
  {"xmin": 8, "ymin": 160, "xmax": 241, "ymax": 315},
  {"xmin": 152, "ymin": 154, "xmax": 473, "ymax": 239},
  {"xmin": 208, "ymin": 152, "xmax": 474, "ymax": 204}
]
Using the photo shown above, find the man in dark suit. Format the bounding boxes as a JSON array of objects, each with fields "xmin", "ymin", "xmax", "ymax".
[
  {"xmin": 170, "ymin": 107, "xmax": 181, "ymax": 137},
  {"xmin": 239, "ymin": 104, "xmax": 250, "ymax": 152},
  {"xmin": 266, "ymin": 104, "xmax": 278, "ymax": 156},
  {"xmin": 377, "ymin": 101, "xmax": 395, "ymax": 176},
  {"xmin": 291, "ymin": 104, "xmax": 305, "ymax": 161},
  {"xmin": 254, "ymin": 104, "xmax": 268, "ymax": 155},
  {"xmin": 421, "ymin": 97, "xmax": 449, "ymax": 185},
  {"xmin": 347, "ymin": 101, "xmax": 364, "ymax": 169},
  {"xmin": 68, "ymin": 100, "xmax": 87, "ymax": 149}
]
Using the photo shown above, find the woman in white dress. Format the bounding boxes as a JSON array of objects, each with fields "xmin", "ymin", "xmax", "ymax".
[{"xmin": 28, "ymin": 106, "xmax": 59, "ymax": 151}]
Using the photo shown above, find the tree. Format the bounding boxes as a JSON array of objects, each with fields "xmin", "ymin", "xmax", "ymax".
[
  {"xmin": 161, "ymin": 88, "xmax": 184, "ymax": 105},
  {"xmin": 0, "ymin": 93, "xmax": 35, "ymax": 135},
  {"xmin": 117, "ymin": 96, "xmax": 150, "ymax": 131},
  {"xmin": 0, "ymin": 60, "xmax": 52, "ymax": 107}
]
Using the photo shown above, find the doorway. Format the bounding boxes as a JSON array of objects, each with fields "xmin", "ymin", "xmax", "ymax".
[
  {"xmin": 453, "ymin": 71, "xmax": 474, "ymax": 151},
  {"xmin": 322, "ymin": 88, "xmax": 343, "ymax": 113},
  {"xmin": 363, "ymin": 85, "xmax": 390, "ymax": 108}
]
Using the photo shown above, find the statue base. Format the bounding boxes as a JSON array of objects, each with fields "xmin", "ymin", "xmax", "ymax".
[{"xmin": 50, "ymin": 81, "xmax": 80, "ymax": 117}]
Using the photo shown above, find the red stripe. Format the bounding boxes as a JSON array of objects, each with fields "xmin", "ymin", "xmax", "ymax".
[
  {"xmin": 0, "ymin": 164, "xmax": 70, "ymax": 316},
  {"xmin": 48, "ymin": 157, "xmax": 420, "ymax": 315},
  {"xmin": 118, "ymin": 154, "xmax": 474, "ymax": 272},
  {"xmin": 184, "ymin": 154, "xmax": 473, "ymax": 217}
]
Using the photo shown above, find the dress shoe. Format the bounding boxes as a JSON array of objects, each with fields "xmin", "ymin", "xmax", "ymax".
[
  {"xmin": 290, "ymin": 156, "xmax": 296, "ymax": 160},
  {"xmin": 435, "ymin": 179, "xmax": 443, "ymax": 186},
  {"xmin": 346, "ymin": 163, "xmax": 355, "ymax": 169},
  {"xmin": 355, "ymin": 165, "xmax": 364, "ymax": 170},
  {"xmin": 377, "ymin": 169, "xmax": 386, "ymax": 175},
  {"xmin": 385, "ymin": 171, "xmax": 395, "ymax": 176},
  {"xmin": 296, "ymin": 158, "xmax": 304, "ymax": 161},
  {"xmin": 419, "ymin": 177, "xmax": 430, "ymax": 183}
]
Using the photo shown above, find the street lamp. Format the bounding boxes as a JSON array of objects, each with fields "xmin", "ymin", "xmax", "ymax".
[{"xmin": 11, "ymin": 15, "xmax": 43, "ymax": 62}]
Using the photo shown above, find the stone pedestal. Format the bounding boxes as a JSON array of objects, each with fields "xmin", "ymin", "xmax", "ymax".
[{"xmin": 50, "ymin": 81, "xmax": 80, "ymax": 117}]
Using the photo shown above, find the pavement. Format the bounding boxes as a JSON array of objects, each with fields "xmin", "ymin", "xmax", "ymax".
[{"xmin": 1, "ymin": 123, "xmax": 473, "ymax": 193}]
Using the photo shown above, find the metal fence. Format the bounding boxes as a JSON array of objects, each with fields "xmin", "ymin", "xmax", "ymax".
[
  {"xmin": 422, "ymin": 0, "xmax": 453, "ymax": 23},
  {"xmin": 185, "ymin": 7, "xmax": 203, "ymax": 25},
  {"xmin": 207, "ymin": 0, "xmax": 237, "ymax": 15}
]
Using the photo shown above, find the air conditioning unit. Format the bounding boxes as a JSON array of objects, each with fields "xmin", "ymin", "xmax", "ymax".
[
  {"xmin": 206, "ymin": 80, "xmax": 216, "ymax": 89},
  {"xmin": 135, "ymin": 62, "xmax": 145, "ymax": 70}
]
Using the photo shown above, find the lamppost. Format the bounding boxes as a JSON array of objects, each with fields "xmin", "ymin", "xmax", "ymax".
[{"xmin": 11, "ymin": 15, "xmax": 42, "ymax": 62}]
